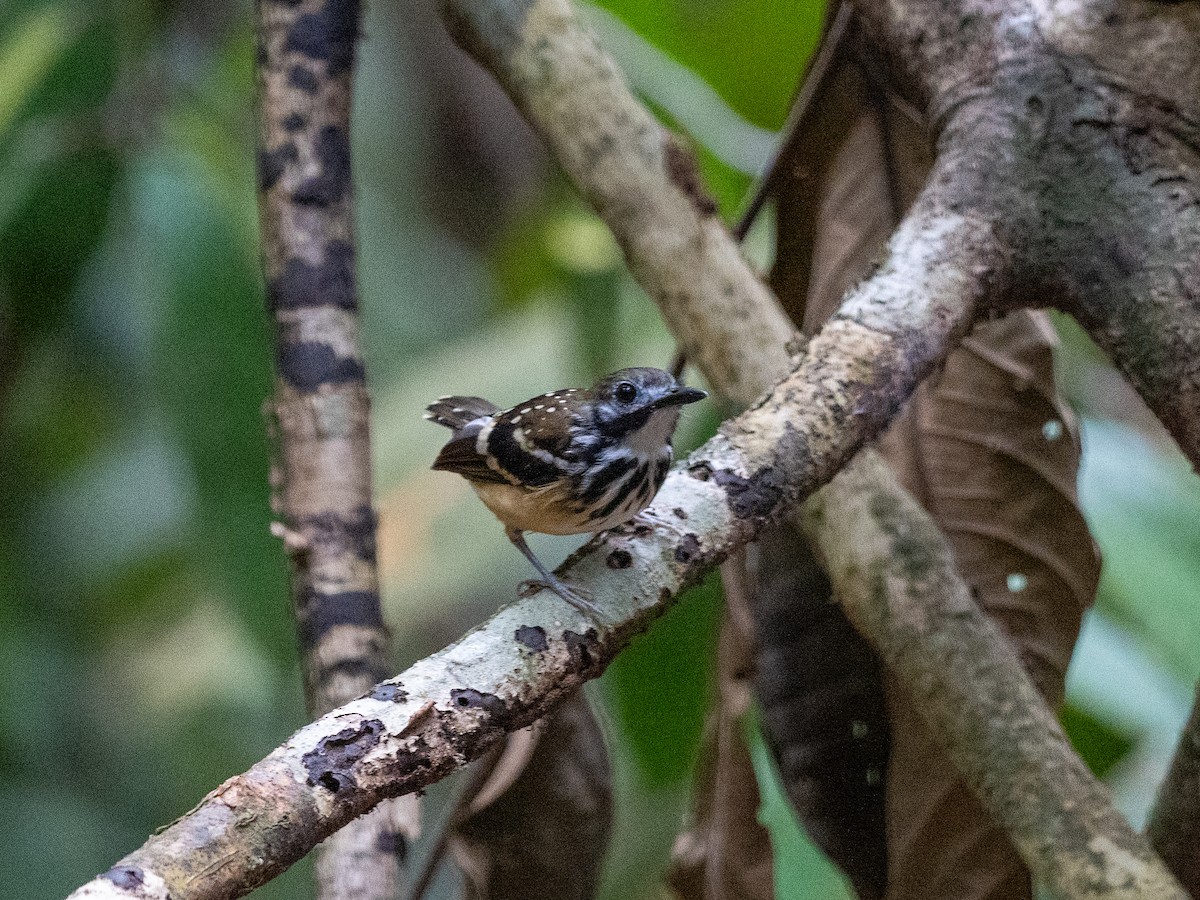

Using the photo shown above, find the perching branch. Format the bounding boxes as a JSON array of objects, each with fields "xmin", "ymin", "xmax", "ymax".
[
  {"xmin": 850, "ymin": 0, "xmax": 1200, "ymax": 472},
  {"xmin": 65, "ymin": 136, "xmax": 994, "ymax": 900},
  {"xmin": 255, "ymin": 1, "xmax": 404, "ymax": 898}
]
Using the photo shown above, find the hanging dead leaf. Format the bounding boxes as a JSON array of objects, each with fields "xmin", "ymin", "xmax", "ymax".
[
  {"xmin": 747, "ymin": 525, "xmax": 889, "ymax": 900},
  {"xmin": 874, "ymin": 310, "xmax": 1100, "ymax": 900},
  {"xmin": 667, "ymin": 559, "xmax": 774, "ymax": 900},
  {"xmin": 448, "ymin": 691, "xmax": 613, "ymax": 900}
]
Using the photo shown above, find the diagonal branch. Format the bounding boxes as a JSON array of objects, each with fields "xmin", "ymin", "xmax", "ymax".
[
  {"xmin": 1149, "ymin": 681, "xmax": 1200, "ymax": 896},
  {"xmin": 805, "ymin": 452, "xmax": 1186, "ymax": 900},
  {"xmin": 255, "ymin": 1, "xmax": 407, "ymax": 898},
  {"xmin": 67, "ymin": 0, "xmax": 1196, "ymax": 897},
  {"xmin": 64, "ymin": 159, "xmax": 995, "ymax": 899}
]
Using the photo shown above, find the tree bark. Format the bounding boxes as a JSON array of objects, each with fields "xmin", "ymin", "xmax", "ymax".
[{"xmin": 255, "ymin": 1, "xmax": 406, "ymax": 898}]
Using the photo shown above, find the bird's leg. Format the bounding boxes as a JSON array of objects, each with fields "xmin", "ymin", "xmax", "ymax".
[{"xmin": 505, "ymin": 526, "xmax": 600, "ymax": 617}]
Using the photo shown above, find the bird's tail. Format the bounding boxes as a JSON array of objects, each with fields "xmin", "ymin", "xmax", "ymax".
[{"xmin": 424, "ymin": 396, "xmax": 499, "ymax": 431}]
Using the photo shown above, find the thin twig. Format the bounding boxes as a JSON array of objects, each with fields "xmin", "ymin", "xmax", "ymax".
[{"xmin": 731, "ymin": 1, "xmax": 853, "ymax": 242}]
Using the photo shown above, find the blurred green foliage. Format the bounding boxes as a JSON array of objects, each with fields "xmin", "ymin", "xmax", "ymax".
[{"xmin": 1, "ymin": 1, "xmax": 1198, "ymax": 899}]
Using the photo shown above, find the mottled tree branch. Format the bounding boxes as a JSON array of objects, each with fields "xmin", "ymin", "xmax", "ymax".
[
  {"xmin": 255, "ymin": 1, "xmax": 403, "ymax": 898},
  {"xmin": 851, "ymin": 0, "xmax": 1200, "ymax": 472},
  {"xmin": 64, "ymin": 134, "xmax": 993, "ymax": 900},
  {"xmin": 805, "ymin": 452, "xmax": 1185, "ymax": 899}
]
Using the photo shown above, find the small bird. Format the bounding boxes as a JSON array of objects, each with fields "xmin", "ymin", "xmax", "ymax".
[{"xmin": 425, "ymin": 367, "xmax": 706, "ymax": 615}]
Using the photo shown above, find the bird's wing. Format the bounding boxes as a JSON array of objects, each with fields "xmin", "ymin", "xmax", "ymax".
[
  {"xmin": 486, "ymin": 394, "xmax": 584, "ymax": 487},
  {"xmin": 431, "ymin": 433, "xmax": 511, "ymax": 484}
]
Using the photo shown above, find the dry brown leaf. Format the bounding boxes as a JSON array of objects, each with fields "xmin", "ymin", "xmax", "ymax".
[
  {"xmin": 875, "ymin": 311, "xmax": 1100, "ymax": 900},
  {"xmin": 449, "ymin": 691, "xmax": 613, "ymax": 900},
  {"xmin": 748, "ymin": 524, "xmax": 889, "ymax": 900},
  {"xmin": 667, "ymin": 560, "xmax": 774, "ymax": 900},
  {"xmin": 765, "ymin": 15, "xmax": 1101, "ymax": 900}
]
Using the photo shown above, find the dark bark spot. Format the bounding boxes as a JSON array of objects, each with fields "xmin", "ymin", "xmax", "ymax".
[
  {"xmin": 675, "ymin": 533, "xmax": 701, "ymax": 563},
  {"xmin": 606, "ymin": 548, "xmax": 633, "ymax": 569},
  {"xmin": 377, "ymin": 828, "xmax": 408, "ymax": 859},
  {"xmin": 564, "ymin": 628, "xmax": 600, "ymax": 673},
  {"xmin": 287, "ymin": 64, "xmax": 319, "ymax": 93},
  {"xmin": 282, "ymin": 112, "xmax": 308, "ymax": 132},
  {"xmin": 673, "ymin": 507, "xmax": 688, "ymax": 519},
  {"xmin": 687, "ymin": 461, "xmax": 713, "ymax": 481},
  {"xmin": 285, "ymin": 0, "xmax": 361, "ymax": 75},
  {"xmin": 296, "ymin": 588, "xmax": 385, "ymax": 649},
  {"xmin": 319, "ymin": 657, "xmax": 390, "ymax": 688},
  {"xmin": 102, "ymin": 866, "xmax": 145, "ymax": 890},
  {"xmin": 664, "ymin": 135, "xmax": 718, "ymax": 217},
  {"xmin": 450, "ymin": 688, "xmax": 508, "ymax": 717},
  {"xmin": 302, "ymin": 718, "xmax": 384, "ymax": 793},
  {"xmin": 298, "ymin": 504, "xmax": 377, "ymax": 561},
  {"xmin": 277, "ymin": 340, "xmax": 365, "ymax": 392},
  {"xmin": 292, "ymin": 125, "xmax": 352, "ymax": 206},
  {"xmin": 515, "ymin": 624, "xmax": 549, "ymax": 652},
  {"xmin": 267, "ymin": 239, "xmax": 356, "ymax": 311},
  {"xmin": 713, "ymin": 467, "xmax": 784, "ymax": 521},
  {"xmin": 369, "ymin": 683, "xmax": 409, "ymax": 702},
  {"xmin": 257, "ymin": 142, "xmax": 298, "ymax": 191}
]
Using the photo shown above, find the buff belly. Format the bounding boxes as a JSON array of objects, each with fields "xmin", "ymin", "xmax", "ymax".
[{"xmin": 470, "ymin": 474, "xmax": 652, "ymax": 535}]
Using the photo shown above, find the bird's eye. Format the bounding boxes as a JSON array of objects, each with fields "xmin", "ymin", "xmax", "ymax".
[{"xmin": 615, "ymin": 381, "xmax": 637, "ymax": 403}]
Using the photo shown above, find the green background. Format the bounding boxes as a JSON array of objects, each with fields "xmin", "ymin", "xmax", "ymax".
[{"xmin": 0, "ymin": 1, "xmax": 1193, "ymax": 897}]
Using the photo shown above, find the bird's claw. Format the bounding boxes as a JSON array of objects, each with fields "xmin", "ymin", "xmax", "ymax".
[{"xmin": 517, "ymin": 578, "xmax": 601, "ymax": 618}]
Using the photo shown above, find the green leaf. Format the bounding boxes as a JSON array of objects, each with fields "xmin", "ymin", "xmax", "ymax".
[
  {"xmin": 1059, "ymin": 701, "xmax": 1135, "ymax": 779},
  {"xmin": 1078, "ymin": 419, "xmax": 1200, "ymax": 677},
  {"xmin": 603, "ymin": 573, "xmax": 722, "ymax": 785}
]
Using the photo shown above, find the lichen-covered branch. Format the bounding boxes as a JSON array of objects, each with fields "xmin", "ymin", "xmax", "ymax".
[
  {"xmin": 1149, "ymin": 682, "xmax": 1200, "ymax": 896},
  {"xmin": 803, "ymin": 452, "xmax": 1186, "ymax": 900},
  {"xmin": 64, "ymin": 186, "xmax": 994, "ymax": 899},
  {"xmin": 255, "ymin": 1, "xmax": 401, "ymax": 897},
  {"xmin": 65, "ymin": 0, "xmax": 1200, "ymax": 895}
]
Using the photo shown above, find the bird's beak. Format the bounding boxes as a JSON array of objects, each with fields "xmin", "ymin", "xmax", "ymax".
[{"xmin": 651, "ymin": 385, "xmax": 708, "ymax": 409}]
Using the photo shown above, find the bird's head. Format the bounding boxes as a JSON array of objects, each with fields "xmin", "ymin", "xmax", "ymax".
[{"xmin": 588, "ymin": 367, "xmax": 707, "ymax": 446}]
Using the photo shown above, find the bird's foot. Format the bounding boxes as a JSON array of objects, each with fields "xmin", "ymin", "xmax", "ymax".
[
  {"xmin": 518, "ymin": 576, "xmax": 601, "ymax": 618},
  {"xmin": 627, "ymin": 507, "xmax": 686, "ymax": 536}
]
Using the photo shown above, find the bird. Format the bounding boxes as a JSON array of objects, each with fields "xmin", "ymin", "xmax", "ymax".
[{"xmin": 425, "ymin": 367, "xmax": 707, "ymax": 615}]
